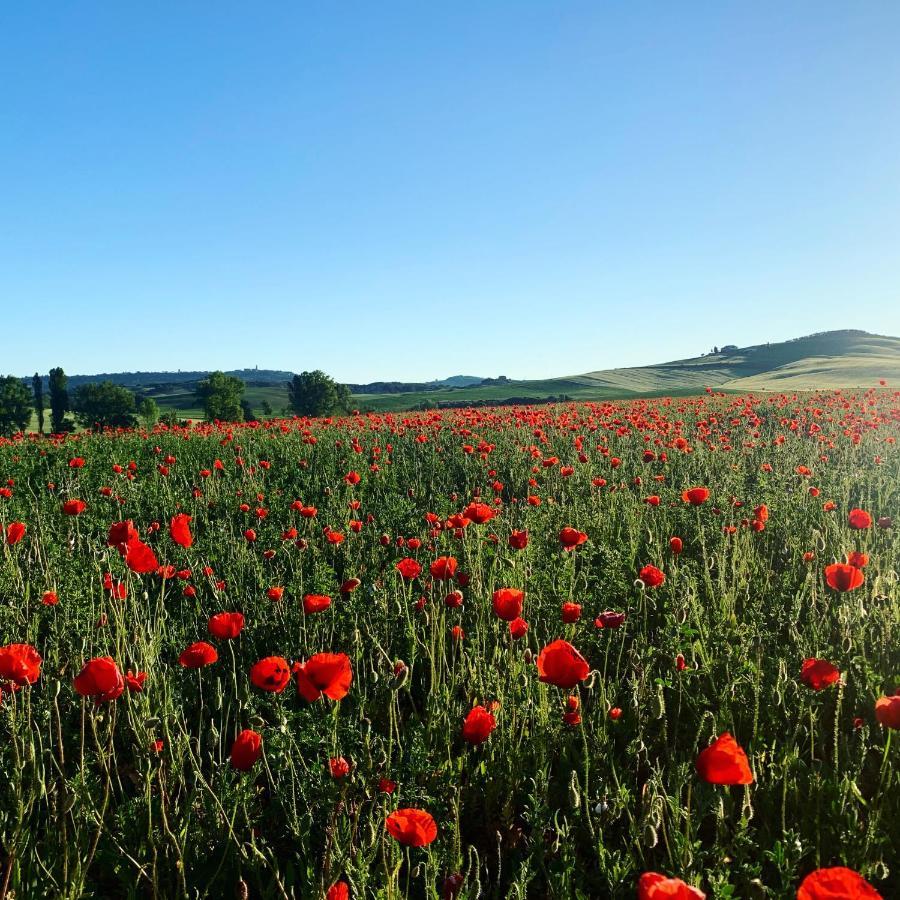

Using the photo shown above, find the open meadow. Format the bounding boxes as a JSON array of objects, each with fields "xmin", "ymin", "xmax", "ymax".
[{"xmin": 1, "ymin": 389, "xmax": 898, "ymax": 898}]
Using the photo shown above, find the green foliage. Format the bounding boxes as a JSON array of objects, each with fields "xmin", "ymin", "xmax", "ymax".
[
  {"xmin": 0, "ymin": 375, "xmax": 32, "ymax": 435},
  {"xmin": 287, "ymin": 370, "xmax": 351, "ymax": 416},
  {"xmin": 48, "ymin": 366, "xmax": 69, "ymax": 433},
  {"xmin": 196, "ymin": 371, "xmax": 245, "ymax": 422},
  {"xmin": 137, "ymin": 396, "xmax": 160, "ymax": 428},
  {"xmin": 32, "ymin": 373, "xmax": 44, "ymax": 434},
  {"xmin": 71, "ymin": 381, "xmax": 138, "ymax": 428}
]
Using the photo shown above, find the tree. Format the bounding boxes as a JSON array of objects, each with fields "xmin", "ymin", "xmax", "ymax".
[
  {"xmin": 32, "ymin": 374, "xmax": 45, "ymax": 434},
  {"xmin": 0, "ymin": 376, "xmax": 33, "ymax": 436},
  {"xmin": 240, "ymin": 399, "xmax": 257, "ymax": 423},
  {"xmin": 71, "ymin": 381, "xmax": 138, "ymax": 428},
  {"xmin": 260, "ymin": 399, "xmax": 273, "ymax": 418},
  {"xmin": 287, "ymin": 371, "xmax": 351, "ymax": 417},
  {"xmin": 48, "ymin": 367, "xmax": 69, "ymax": 433},
  {"xmin": 196, "ymin": 372, "xmax": 245, "ymax": 422},
  {"xmin": 138, "ymin": 397, "xmax": 159, "ymax": 428}
]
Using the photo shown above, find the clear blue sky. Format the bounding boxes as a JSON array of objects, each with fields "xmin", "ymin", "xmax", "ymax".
[{"xmin": 2, "ymin": 2, "xmax": 899, "ymax": 381}]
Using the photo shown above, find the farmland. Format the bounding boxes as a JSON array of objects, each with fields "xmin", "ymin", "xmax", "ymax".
[{"xmin": 1, "ymin": 389, "xmax": 898, "ymax": 898}]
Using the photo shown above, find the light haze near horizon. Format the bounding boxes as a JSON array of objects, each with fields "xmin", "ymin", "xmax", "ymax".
[{"xmin": 2, "ymin": 2, "xmax": 899, "ymax": 381}]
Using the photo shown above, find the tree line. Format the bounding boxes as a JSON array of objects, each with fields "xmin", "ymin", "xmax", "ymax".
[{"xmin": 0, "ymin": 369, "xmax": 352, "ymax": 435}]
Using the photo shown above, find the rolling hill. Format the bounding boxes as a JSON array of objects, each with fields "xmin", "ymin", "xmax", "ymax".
[
  {"xmin": 25, "ymin": 330, "xmax": 896, "ymax": 420},
  {"xmin": 351, "ymin": 330, "xmax": 899, "ymax": 411}
]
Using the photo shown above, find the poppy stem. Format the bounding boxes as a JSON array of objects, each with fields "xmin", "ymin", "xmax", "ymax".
[{"xmin": 682, "ymin": 780, "xmax": 692, "ymax": 870}]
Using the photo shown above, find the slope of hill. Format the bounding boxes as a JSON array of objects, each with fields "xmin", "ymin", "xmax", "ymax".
[
  {"xmin": 354, "ymin": 330, "xmax": 899, "ymax": 410},
  {"xmin": 574, "ymin": 330, "xmax": 900, "ymax": 394}
]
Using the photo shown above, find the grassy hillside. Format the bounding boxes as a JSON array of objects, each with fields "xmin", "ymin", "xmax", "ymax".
[
  {"xmin": 353, "ymin": 331, "xmax": 899, "ymax": 411},
  {"xmin": 129, "ymin": 330, "xmax": 900, "ymax": 419},
  {"xmin": 573, "ymin": 331, "xmax": 900, "ymax": 393}
]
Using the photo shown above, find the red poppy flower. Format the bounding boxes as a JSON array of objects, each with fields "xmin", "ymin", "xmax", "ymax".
[
  {"xmin": 230, "ymin": 729, "xmax": 263, "ymax": 771},
  {"xmin": 107, "ymin": 520, "xmax": 138, "ymax": 551},
  {"xmin": 267, "ymin": 586, "xmax": 285, "ymax": 602},
  {"xmin": 463, "ymin": 502, "xmax": 494, "ymax": 524},
  {"xmin": 559, "ymin": 527, "xmax": 588, "ymax": 549},
  {"xmin": 125, "ymin": 670, "xmax": 146, "ymax": 692},
  {"xmin": 824, "ymin": 563, "xmax": 864, "ymax": 592},
  {"xmin": 639, "ymin": 565, "xmax": 666, "ymax": 588},
  {"xmin": 0, "ymin": 643, "xmax": 42, "ymax": 686},
  {"xmin": 42, "ymin": 591, "xmax": 59, "ymax": 606},
  {"xmin": 429, "ymin": 556, "xmax": 458, "ymax": 580},
  {"xmin": 170, "ymin": 513, "xmax": 193, "ymax": 548},
  {"xmin": 638, "ymin": 872, "xmax": 706, "ymax": 899},
  {"xmin": 846, "ymin": 551, "xmax": 869, "ymax": 569},
  {"xmin": 208, "ymin": 612, "xmax": 245, "ymax": 639},
  {"xmin": 681, "ymin": 487, "xmax": 710, "ymax": 506},
  {"xmin": 340, "ymin": 577, "xmax": 361, "ymax": 594},
  {"xmin": 73, "ymin": 656, "xmax": 125, "ymax": 702},
  {"xmin": 536, "ymin": 640, "xmax": 590, "ymax": 688},
  {"xmin": 62, "ymin": 499, "xmax": 86, "ymax": 516},
  {"xmin": 695, "ymin": 732, "xmax": 753, "ymax": 785},
  {"xmin": 303, "ymin": 593, "xmax": 332, "ymax": 614},
  {"xmin": 875, "ymin": 694, "xmax": 900, "ymax": 729},
  {"xmin": 385, "ymin": 808, "xmax": 438, "ymax": 846},
  {"xmin": 179, "ymin": 641, "xmax": 218, "ymax": 668},
  {"xmin": 329, "ymin": 756, "xmax": 351, "ymax": 778},
  {"xmin": 848, "ymin": 508, "xmax": 873, "ymax": 530},
  {"xmin": 395, "ymin": 558, "xmax": 422, "ymax": 580},
  {"xmin": 509, "ymin": 617, "xmax": 528, "ymax": 639},
  {"xmin": 492, "ymin": 588, "xmax": 524, "ymax": 622},
  {"xmin": 295, "ymin": 653, "xmax": 353, "ymax": 702},
  {"xmin": 508, "ymin": 530, "xmax": 528, "ymax": 550},
  {"xmin": 594, "ymin": 610, "xmax": 626, "ymax": 629},
  {"xmin": 561, "ymin": 602, "xmax": 582, "ymax": 623},
  {"xmin": 796, "ymin": 867, "xmax": 882, "ymax": 900},
  {"xmin": 326, "ymin": 882, "xmax": 349, "ymax": 900},
  {"xmin": 125, "ymin": 539, "xmax": 159, "ymax": 574},
  {"xmin": 669, "ymin": 536, "xmax": 683, "ymax": 554},
  {"xmin": 377, "ymin": 777, "xmax": 398, "ymax": 795},
  {"xmin": 800, "ymin": 658, "xmax": 840, "ymax": 691},
  {"xmin": 6, "ymin": 522, "xmax": 26, "ymax": 545},
  {"xmin": 250, "ymin": 656, "xmax": 291, "ymax": 693},
  {"xmin": 461, "ymin": 705, "xmax": 497, "ymax": 745}
]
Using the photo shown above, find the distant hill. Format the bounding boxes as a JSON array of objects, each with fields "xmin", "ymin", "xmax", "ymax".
[
  {"xmin": 343, "ymin": 375, "xmax": 485, "ymax": 394},
  {"xmin": 56, "ymin": 369, "xmax": 294, "ymax": 390},
  {"xmin": 350, "ymin": 330, "xmax": 900, "ymax": 411},
  {"xmin": 23, "ymin": 331, "xmax": 897, "ymax": 417},
  {"xmin": 574, "ymin": 329, "xmax": 900, "ymax": 393}
]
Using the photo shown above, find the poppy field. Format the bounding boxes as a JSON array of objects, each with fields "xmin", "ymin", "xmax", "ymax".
[{"xmin": 1, "ymin": 389, "xmax": 898, "ymax": 899}]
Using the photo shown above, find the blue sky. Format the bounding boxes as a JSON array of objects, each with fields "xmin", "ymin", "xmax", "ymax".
[{"xmin": 2, "ymin": 2, "xmax": 899, "ymax": 381}]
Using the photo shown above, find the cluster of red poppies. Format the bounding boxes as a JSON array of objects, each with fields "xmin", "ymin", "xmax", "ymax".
[{"xmin": 0, "ymin": 387, "xmax": 896, "ymax": 897}]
